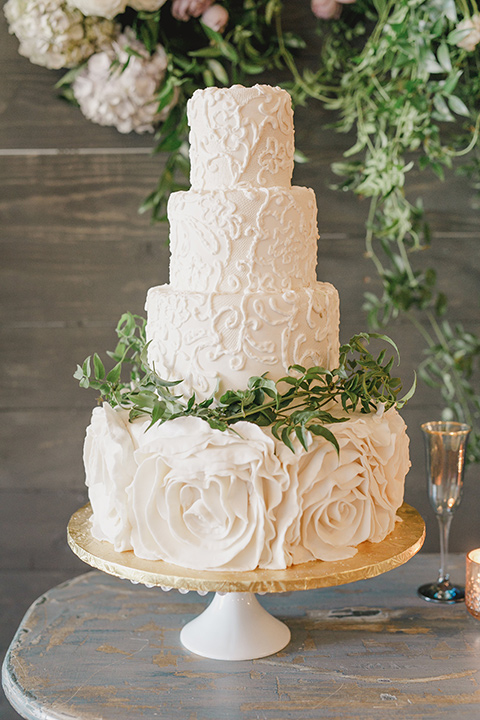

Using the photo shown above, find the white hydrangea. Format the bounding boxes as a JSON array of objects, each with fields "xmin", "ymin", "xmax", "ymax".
[
  {"xmin": 4, "ymin": 0, "xmax": 117, "ymax": 69},
  {"xmin": 66, "ymin": 0, "xmax": 167, "ymax": 19},
  {"xmin": 72, "ymin": 29, "xmax": 176, "ymax": 134}
]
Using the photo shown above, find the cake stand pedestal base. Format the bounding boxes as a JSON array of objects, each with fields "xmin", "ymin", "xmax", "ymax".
[
  {"xmin": 180, "ymin": 591, "xmax": 291, "ymax": 660},
  {"xmin": 67, "ymin": 502, "xmax": 425, "ymax": 661}
]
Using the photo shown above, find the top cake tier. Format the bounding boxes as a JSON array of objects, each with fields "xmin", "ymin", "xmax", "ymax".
[{"xmin": 188, "ymin": 84, "xmax": 295, "ymax": 190}]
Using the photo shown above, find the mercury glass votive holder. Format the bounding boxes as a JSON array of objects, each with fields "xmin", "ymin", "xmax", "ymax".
[{"xmin": 466, "ymin": 549, "xmax": 480, "ymax": 619}]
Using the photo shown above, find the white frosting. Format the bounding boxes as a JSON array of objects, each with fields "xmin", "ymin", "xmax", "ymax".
[
  {"xmin": 84, "ymin": 84, "xmax": 411, "ymax": 572},
  {"xmin": 187, "ymin": 85, "xmax": 294, "ymax": 190},
  {"xmin": 85, "ymin": 406, "xmax": 410, "ymax": 570},
  {"xmin": 168, "ymin": 186, "xmax": 319, "ymax": 293},
  {"xmin": 146, "ymin": 283, "xmax": 340, "ymax": 400}
]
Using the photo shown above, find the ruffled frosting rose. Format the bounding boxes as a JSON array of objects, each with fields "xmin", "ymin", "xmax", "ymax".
[
  {"xmin": 279, "ymin": 407, "xmax": 410, "ymax": 563},
  {"xmin": 127, "ymin": 416, "xmax": 289, "ymax": 570},
  {"xmin": 84, "ymin": 403, "xmax": 149, "ymax": 551}
]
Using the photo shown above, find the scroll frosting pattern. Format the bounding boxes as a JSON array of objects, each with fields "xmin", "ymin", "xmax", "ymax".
[
  {"xmin": 188, "ymin": 84, "xmax": 295, "ymax": 190},
  {"xmin": 168, "ymin": 186, "xmax": 319, "ymax": 293},
  {"xmin": 146, "ymin": 283, "xmax": 340, "ymax": 400}
]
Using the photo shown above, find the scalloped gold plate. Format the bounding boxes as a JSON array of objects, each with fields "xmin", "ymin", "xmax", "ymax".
[{"xmin": 68, "ymin": 502, "xmax": 425, "ymax": 594}]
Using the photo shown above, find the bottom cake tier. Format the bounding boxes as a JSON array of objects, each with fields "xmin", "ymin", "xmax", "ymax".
[{"xmin": 83, "ymin": 404, "xmax": 410, "ymax": 572}]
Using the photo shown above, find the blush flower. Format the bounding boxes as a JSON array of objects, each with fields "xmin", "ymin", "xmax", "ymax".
[
  {"xmin": 171, "ymin": 0, "xmax": 213, "ymax": 21},
  {"xmin": 311, "ymin": 0, "xmax": 356, "ymax": 20},
  {"xmin": 201, "ymin": 4, "xmax": 229, "ymax": 33},
  {"xmin": 456, "ymin": 15, "xmax": 480, "ymax": 52}
]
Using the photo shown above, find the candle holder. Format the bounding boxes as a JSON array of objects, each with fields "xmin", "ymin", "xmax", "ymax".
[
  {"xmin": 466, "ymin": 549, "xmax": 480, "ymax": 619},
  {"xmin": 418, "ymin": 421, "xmax": 470, "ymax": 604}
]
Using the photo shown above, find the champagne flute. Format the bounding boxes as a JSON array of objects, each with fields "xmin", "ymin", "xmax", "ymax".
[{"xmin": 418, "ymin": 420, "xmax": 470, "ymax": 603}]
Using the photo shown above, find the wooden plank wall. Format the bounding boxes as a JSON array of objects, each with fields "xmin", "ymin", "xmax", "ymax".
[{"xmin": 1, "ymin": 3, "xmax": 479, "ymax": 584}]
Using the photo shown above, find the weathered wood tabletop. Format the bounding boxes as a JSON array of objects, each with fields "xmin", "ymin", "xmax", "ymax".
[{"xmin": 2, "ymin": 554, "xmax": 480, "ymax": 719}]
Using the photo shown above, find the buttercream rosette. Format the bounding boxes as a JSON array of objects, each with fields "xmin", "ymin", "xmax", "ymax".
[{"xmin": 278, "ymin": 408, "xmax": 410, "ymax": 564}]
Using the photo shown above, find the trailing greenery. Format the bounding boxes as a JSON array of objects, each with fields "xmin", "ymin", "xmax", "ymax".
[
  {"xmin": 74, "ymin": 312, "xmax": 415, "ymax": 453},
  {"xmin": 303, "ymin": 0, "xmax": 480, "ymax": 462}
]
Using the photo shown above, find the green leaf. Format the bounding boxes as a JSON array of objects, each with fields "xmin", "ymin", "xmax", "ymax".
[
  {"xmin": 294, "ymin": 425, "xmax": 309, "ymax": 451},
  {"xmin": 281, "ymin": 427, "xmax": 295, "ymax": 453},
  {"xmin": 82, "ymin": 356, "xmax": 91, "ymax": 378},
  {"xmin": 106, "ymin": 362, "xmax": 122, "ymax": 385},
  {"xmin": 207, "ymin": 59, "xmax": 229, "ymax": 86},
  {"xmin": 447, "ymin": 95, "xmax": 470, "ymax": 118},
  {"xmin": 437, "ymin": 43, "xmax": 452, "ymax": 72},
  {"xmin": 93, "ymin": 353, "xmax": 105, "ymax": 380},
  {"xmin": 309, "ymin": 425, "xmax": 340, "ymax": 454}
]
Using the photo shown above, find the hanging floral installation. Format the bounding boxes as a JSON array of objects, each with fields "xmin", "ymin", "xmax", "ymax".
[{"xmin": 4, "ymin": 0, "xmax": 480, "ymax": 461}]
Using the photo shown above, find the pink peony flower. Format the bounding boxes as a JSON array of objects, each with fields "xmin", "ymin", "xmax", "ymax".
[
  {"xmin": 171, "ymin": 0, "xmax": 213, "ymax": 21},
  {"xmin": 201, "ymin": 3, "xmax": 228, "ymax": 33},
  {"xmin": 311, "ymin": 0, "xmax": 355, "ymax": 20}
]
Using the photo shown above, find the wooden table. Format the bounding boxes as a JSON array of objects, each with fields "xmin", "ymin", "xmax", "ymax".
[{"xmin": 2, "ymin": 554, "xmax": 480, "ymax": 719}]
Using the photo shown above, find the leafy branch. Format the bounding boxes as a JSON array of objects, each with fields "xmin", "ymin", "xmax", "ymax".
[
  {"xmin": 74, "ymin": 313, "xmax": 415, "ymax": 453},
  {"xmin": 303, "ymin": 0, "xmax": 480, "ymax": 461}
]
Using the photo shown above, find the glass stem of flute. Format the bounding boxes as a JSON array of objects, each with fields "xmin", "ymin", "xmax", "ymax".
[{"xmin": 437, "ymin": 512, "xmax": 453, "ymax": 584}]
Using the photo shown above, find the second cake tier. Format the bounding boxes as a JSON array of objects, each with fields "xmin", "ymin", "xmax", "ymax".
[
  {"xmin": 168, "ymin": 186, "xmax": 319, "ymax": 294},
  {"xmin": 146, "ymin": 283, "xmax": 340, "ymax": 400}
]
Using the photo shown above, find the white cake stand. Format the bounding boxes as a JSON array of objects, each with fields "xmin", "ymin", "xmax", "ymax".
[{"xmin": 67, "ymin": 503, "xmax": 425, "ymax": 661}]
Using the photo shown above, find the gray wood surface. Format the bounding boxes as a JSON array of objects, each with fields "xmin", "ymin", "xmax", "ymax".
[
  {"xmin": 3, "ymin": 555, "xmax": 480, "ymax": 720},
  {"xmin": 1, "ymin": 1, "xmax": 480, "ymax": 715}
]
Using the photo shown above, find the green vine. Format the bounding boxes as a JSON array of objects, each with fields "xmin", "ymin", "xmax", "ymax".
[
  {"xmin": 74, "ymin": 312, "xmax": 415, "ymax": 453},
  {"xmin": 307, "ymin": 0, "xmax": 480, "ymax": 462}
]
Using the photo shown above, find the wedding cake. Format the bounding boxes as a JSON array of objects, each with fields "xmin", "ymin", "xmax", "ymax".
[{"xmin": 83, "ymin": 84, "xmax": 410, "ymax": 572}]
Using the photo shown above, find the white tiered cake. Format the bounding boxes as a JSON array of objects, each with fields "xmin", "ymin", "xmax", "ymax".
[{"xmin": 83, "ymin": 85, "xmax": 410, "ymax": 572}]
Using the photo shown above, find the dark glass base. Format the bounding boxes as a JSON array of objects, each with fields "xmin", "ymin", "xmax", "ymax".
[{"xmin": 418, "ymin": 581, "xmax": 465, "ymax": 604}]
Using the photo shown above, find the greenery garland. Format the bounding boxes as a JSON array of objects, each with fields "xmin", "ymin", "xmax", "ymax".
[{"xmin": 74, "ymin": 312, "xmax": 416, "ymax": 453}]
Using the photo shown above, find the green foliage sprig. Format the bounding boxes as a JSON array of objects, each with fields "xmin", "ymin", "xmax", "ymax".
[{"xmin": 74, "ymin": 312, "xmax": 415, "ymax": 453}]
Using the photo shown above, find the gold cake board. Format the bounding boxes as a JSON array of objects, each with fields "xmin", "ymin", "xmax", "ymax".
[
  {"xmin": 68, "ymin": 502, "xmax": 425, "ymax": 660},
  {"xmin": 68, "ymin": 502, "xmax": 425, "ymax": 594}
]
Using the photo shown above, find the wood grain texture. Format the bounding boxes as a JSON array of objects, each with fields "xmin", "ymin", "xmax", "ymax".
[{"xmin": 3, "ymin": 556, "xmax": 480, "ymax": 720}]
